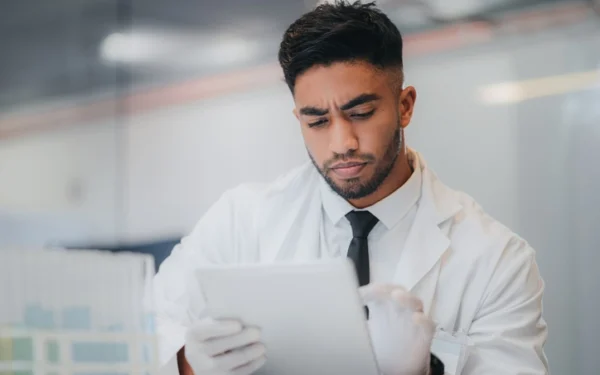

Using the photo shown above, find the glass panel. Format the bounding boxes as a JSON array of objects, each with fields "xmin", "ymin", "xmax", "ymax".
[
  {"xmin": 71, "ymin": 342, "xmax": 129, "ymax": 363},
  {"xmin": 46, "ymin": 339, "xmax": 60, "ymax": 363},
  {"xmin": 12, "ymin": 337, "xmax": 33, "ymax": 361},
  {"xmin": 0, "ymin": 337, "xmax": 12, "ymax": 361}
]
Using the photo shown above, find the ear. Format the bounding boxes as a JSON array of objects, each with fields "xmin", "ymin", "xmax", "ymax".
[
  {"xmin": 398, "ymin": 86, "xmax": 417, "ymax": 129},
  {"xmin": 293, "ymin": 107, "xmax": 300, "ymax": 121}
]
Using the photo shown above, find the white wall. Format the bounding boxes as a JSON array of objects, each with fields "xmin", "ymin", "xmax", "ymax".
[
  {"xmin": 123, "ymin": 85, "xmax": 306, "ymax": 240},
  {"xmin": 0, "ymin": 122, "xmax": 120, "ymax": 245},
  {"xmin": 405, "ymin": 49, "xmax": 519, "ymax": 228}
]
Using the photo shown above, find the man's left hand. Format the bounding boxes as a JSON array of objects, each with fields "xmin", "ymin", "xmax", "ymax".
[{"xmin": 359, "ymin": 283, "xmax": 436, "ymax": 375}]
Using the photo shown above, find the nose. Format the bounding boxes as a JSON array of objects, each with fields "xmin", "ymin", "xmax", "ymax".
[{"xmin": 329, "ymin": 117, "xmax": 358, "ymax": 155}]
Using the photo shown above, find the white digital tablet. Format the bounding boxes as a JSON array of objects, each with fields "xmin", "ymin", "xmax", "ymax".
[{"xmin": 195, "ymin": 259, "xmax": 380, "ymax": 375}]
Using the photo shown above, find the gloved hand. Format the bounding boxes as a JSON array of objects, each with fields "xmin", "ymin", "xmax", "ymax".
[
  {"xmin": 184, "ymin": 317, "xmax": 267, "ymax": 375},
  {"xmin": 359, "ymin": 283, "xmax": 436, "ymax": 375}
]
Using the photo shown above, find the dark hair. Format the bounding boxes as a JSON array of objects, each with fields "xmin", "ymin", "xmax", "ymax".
[{"xmin": 278, "ymin": 1, "xmax": 404, "ymax": 93}]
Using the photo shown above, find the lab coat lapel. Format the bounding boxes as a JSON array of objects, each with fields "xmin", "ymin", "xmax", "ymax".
[{"xmin": 393, "ymin": 154, "xmax": 461, "ymax": 301}]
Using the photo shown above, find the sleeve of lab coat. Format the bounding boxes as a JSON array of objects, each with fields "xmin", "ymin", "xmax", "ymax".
[
  {"xmin": 151, "ymin": 186, "xmax": 260, "ymax": 371},
  {"xmin": 462, "ymin": 238, "xmax": 550, "ymax": 375}
]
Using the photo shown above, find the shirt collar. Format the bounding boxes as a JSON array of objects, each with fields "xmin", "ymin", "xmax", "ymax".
[{"xmin": 319, "ymin": 152, "xmax": 422, "ymax": 229}]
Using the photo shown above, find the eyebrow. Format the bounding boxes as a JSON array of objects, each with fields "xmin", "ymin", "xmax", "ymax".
[{"xmin": 299, "ymin": 93, "xmax": 381, "ymax": 116}]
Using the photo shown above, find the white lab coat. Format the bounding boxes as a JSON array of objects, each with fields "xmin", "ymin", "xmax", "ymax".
[{"xmin": 153, "ymin": 150, "xmax": 549, "ymax": 374}]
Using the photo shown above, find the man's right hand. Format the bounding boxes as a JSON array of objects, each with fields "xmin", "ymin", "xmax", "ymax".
[{"xmin": 182, "ymin": 318, "xmax": 267, "ymax": 375}]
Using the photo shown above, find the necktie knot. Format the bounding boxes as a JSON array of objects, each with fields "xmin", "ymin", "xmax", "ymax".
[{"xmin": 346, "ymin": 210, "xmax": 379, "ymax": 238}]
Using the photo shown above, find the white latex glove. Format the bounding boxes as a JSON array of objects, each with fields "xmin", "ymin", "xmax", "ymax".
[
  {"xmin": 359, "ymin": 283, "xmax": 436, "ymax": 375},
  {"xmin": 184, "ymin": 318, "xmax": 267, "ymax": 375}
]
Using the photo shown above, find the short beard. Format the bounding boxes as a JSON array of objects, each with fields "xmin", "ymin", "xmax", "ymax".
[{"xmin": 310, "ymin": 128, "xmax": 402, "ymax": 200}]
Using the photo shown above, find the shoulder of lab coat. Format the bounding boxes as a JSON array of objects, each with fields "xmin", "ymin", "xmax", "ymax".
[
  {"xmin": 426, "ymin": 171, "xmax": 549, "ymax": 374},
  {"xmin": 152, "ymin": 162, "xmax": 317, "ymax": 367}
]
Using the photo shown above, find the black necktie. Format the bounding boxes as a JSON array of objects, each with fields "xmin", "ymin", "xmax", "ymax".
[{"xmin": 345, "ymin": 210, "xmax": 379, "ymax": 287}]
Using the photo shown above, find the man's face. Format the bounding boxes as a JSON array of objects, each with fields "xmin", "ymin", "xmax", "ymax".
[{"xmin": 293, "ymin": 61, "xmax": 415, "ymax": 200}]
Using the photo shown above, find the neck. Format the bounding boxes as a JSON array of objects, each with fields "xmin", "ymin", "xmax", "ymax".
[{"xmin": 348, "ymin": 149, "xmax": 413, "ymax": 209}]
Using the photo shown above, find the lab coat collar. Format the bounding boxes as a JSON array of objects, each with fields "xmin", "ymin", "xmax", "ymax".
[
  {"xmin": 392, "ymin": 149, "xmax": 463, "ymax": 297},
  {"xmin": 316, "ymin": 148, "xmax": 462, "ymax": 294},
  {"xmin": 319, "ymin": 151, "xmax": 423, "ymax": 229},
  {"xmin": 415, "ymin": 149, "xmax": 463, "ymax": 225},
  {"xmin": 261, "ymin": 149, "xmax": 463, "ymax": 302}
]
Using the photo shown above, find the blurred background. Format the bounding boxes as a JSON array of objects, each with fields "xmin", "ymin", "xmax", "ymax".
[{"xmin": 0, "ymin": 0, "xmax": 598, "ymax": 372}]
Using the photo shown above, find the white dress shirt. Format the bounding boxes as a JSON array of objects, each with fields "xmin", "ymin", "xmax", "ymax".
[
  {"xmin": 153, "ymin": 149, "xmax": 549, "ymax": 375},
  {"xmin": 319, "ymin": 155, "xmax": 421, "ymax": 284}
]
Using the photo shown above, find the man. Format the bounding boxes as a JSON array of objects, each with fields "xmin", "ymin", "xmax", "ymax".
[{"xmin": 153, "ymin": 1, "xmax": 549, "ymax": 374}]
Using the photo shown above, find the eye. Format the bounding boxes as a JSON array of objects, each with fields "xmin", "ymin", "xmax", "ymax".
[
  {"xmin": 350, "ymin": 109, "xmax": 375, "ymax": 119},
  {"xmin": 308, "ymin": 119, "xmax": 328, "ymax": 128}
]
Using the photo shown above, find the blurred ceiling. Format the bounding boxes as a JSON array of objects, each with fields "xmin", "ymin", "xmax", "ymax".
[{"xmin": 0, "ymin": 0, "xmax": 589, "ymax": 113}]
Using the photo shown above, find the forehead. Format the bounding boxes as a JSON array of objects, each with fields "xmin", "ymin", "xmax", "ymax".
[{"xmin": 293, "ymin": 62, "xmax": 391, "ymax": 107}]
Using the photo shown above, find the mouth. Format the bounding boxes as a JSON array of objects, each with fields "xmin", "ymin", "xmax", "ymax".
[{"xmin": 329, "ymin": 161, "xmax": 368, "ymax": 179}]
